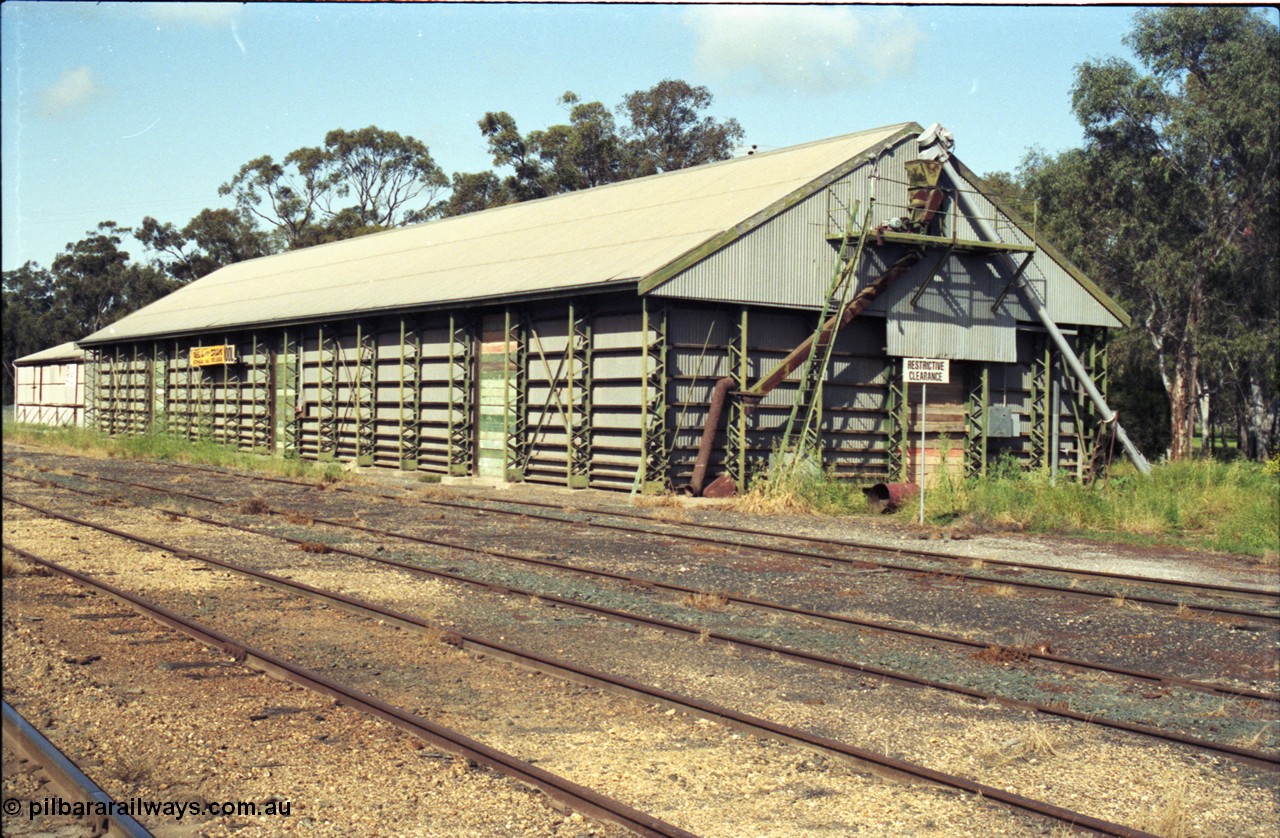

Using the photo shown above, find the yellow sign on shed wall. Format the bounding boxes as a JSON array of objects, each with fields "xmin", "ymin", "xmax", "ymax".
[{"xmin": 190, "ymin": 345, "xmax": 236, "ymax": 367}]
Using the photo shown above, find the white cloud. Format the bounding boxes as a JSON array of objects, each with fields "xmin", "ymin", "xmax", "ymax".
[
  {"xmin": 36, "ymin": 66, "xmax": 104, "ymax": 120},
  {"xmin": 685, "ymin": 6, "xmax": 923, "ymax": 93}
]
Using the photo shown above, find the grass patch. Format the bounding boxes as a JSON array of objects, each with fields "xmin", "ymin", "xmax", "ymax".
[
  {"xmin": 681, "ymin": 591, "xmax": 730, "ymax": 611},
  {"xmin": 707, "ymin": 443, "xmax": 1276, "ymax": 559},
  {"xmin": 900, "ymin": 456, "xmax": 1279, "ymax": 560},
  {"xmin": 730, "ymin": 449, "xmax": 867, "ymax": 516},
  {"xmin": 237, "ymin": 497, "xmax": 272, "ymax": 515},
  {"xmin": 3, "ymin": 420, "xmax": 349, "ymax": 484}
]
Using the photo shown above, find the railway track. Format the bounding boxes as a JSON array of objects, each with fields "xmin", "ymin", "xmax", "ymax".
[
  {"xmin": 2, "ymin": 514, "xmax": 1159, "ymax": 837},
  {"xmin": 1, "ymin": 542, "xmax": 697, "ymax": 838},
  {"xmin": 152, "ymin": 455, "xmax": 1280, "ymax": 606},
  {"xmin": 3, "ymin": 700, "xmax": 153, "ymax": 838},
  {"xmin": 7, "ymin": 452, "xmax": 1269, "ymax": 608},
  {"xmin": 25, "ymin": 452, "xmax": 1276, "ymax": 620},
  {"xmin": 6, "ymin": 475, "xmax": 1277, "ymax": 772},
  {"xmin": 7, "ymin": 467, "xmax": 1277, "ymax": 709}
]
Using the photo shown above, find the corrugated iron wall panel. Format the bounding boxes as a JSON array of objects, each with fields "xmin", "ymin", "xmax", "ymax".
[{"xmin": 652, "ymin": 136, "xmax": 1120, "ymax": 330}]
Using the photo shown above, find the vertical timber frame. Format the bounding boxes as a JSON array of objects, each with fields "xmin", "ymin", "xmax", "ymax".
[
  {"xmin": 1071, "ymin": 326, "xmax": 1110, "ymax": 481},
  {"xmin": 248, "ymin": 332, "xmax": 272, "ymax": 453},
  {"xmin": 446, "ymin": 313, "xmax": 475, "ymax": 476},
  {"xmin": 222, "ymin": 335, "xmax": 239, "ymax": 447},
  {"xmin": 1028, "ymin": 335, "xmax": 1052, "ymax": 474},
  {"xmin": 884, "ymin": 356, "xmax": 907, "ymax": 482},
  {"xmin": 566, "ymin": 302, "xmax": 593, "ymax": 489},
  {"xmin": 107, "ymin": 346, "xmax": 123, "ymax": 435},
  {"xmin": 724, "ymin": 306, "xmax": 749, "ymax": 490},
  {"xmin": 168, "ymin": 339, "xmax": 186, "ymax": 439},
  {"xmin": 131, "ymin": 343, "xmax": 150, "ymax": 434},
  {"xmin": 83, "ymin": 349, "xmax": 100, "ymax": 431},
  {"xmin": 639, "ymin": 297, "xmax": 670, "ymax": 493},
  {"xmin": 398, "ymin": 317, "xmax": 422, "ymax": 471},
  {"xmin": 316, "ymin": 324, "xmax": 338, "ymax": 461},
  {"xmin": 355, "ymin": 320, "xmax": 376, "ymax": 466},
  {"xmin": 502, "ymin": 307, "xmax": 529, "ymax": 482},
  {"xmin": 151, "ymin": 341, "xmax": 168, "ymax": 434},
  {"xmin": 965, "ymin": 363, "xmax": 989, "ymax": 479},
  {"xmin": 277, "ymin": 329, "xmax": 301, "ymax": 458}
]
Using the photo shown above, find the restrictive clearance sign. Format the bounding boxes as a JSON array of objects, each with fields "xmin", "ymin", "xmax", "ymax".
[{"xmin": 903, "ymin": 358, "xmax": 950, "ymax": 384}]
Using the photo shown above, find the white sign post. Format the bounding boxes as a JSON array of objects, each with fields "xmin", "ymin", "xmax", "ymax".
[{"xmin": 903, "ymin": 359, "xmax": 950, "ymax": 525}]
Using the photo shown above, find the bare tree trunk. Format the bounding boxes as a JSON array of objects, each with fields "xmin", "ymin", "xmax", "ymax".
[
  {"xmin": 1197, "ymin": 382, "xmax": 1212, "ymax": 458},
  {"xmin": 1243, "ymin": 373, "xmax": 1274, "ymax": 462}
]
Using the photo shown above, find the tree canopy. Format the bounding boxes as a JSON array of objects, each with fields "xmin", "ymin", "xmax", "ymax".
[{"xmin": 1016, "ymin": 7, "xmax": 1278, "ymax": 460}]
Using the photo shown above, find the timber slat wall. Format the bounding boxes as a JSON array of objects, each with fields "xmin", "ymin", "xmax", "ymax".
[{"xmin": 84, "ymin": 293, "xmax": 1099, "ymax": 491}]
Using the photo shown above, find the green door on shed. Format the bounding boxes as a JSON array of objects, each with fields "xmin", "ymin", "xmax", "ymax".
[{"xmin": 477, "ymin": 314, "xmax": 516, "ymax": 478}]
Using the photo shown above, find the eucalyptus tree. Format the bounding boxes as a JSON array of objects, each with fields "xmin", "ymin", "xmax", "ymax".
[
  {"xmin": 49, "ymin": 223, "xmax": 177, "ymax": 338},
  {"xmin": 1024, "ymin": 7, "xmax": 1278, "ymax": 460},
  {"xmin": 219, "ymin": 126, "xmax": 449, "ymax": 249},
  {"xmin": 619, "ymin": 79, "xmax": 744, "ymax": 176},
  {"xmin": 458, "ymin": 79, "xmax": 744, "ymax": 216},
  {"xmin": 136, "ymin": 208, "xmax": 272, "ymax": 282}
]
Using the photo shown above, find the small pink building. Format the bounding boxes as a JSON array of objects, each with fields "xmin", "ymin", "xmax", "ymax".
[{"xmin": 13, "ymin": 342, "xmax": 86, "ymax": 426}]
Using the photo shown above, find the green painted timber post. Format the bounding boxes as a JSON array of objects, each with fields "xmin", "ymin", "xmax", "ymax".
[
  {"xmin": 446, "ymin": 314, "xmax": 475, "ymax": 476},
  {"xmin": 83, "ymin": 349, "xmax": 100, "ymax": 431},
  {"xmin": 639, "ymin": 298, "xmax": 670, "ymax": 493},
  {"xmin": 1028, "ymin": 337, "xmax": 1051, "ymax": 474},
  {"xmin": 276, "ymin": 330, "xmax": 301, "ymax": 458},
  {"xmin": 725, "ymin": 306, "xmax": 749, "ymax": 491},
  {"xmin": 397, "ymin": 318, "xmax": 421, "ymax": 470},
  {"xmin": 884, "ymin": 356, "xmax": 906, "ymax": 482},
  {"xmin": 965, "ymin": 363, "xmax": 989, "ymax": 479},
  {"xmin": 566, "ymin": 302, "xmax": 592, "ymax": 489},
  {"xmin": 249, "ymin": 333, "xmax": 271, "ymax": 453},
  {"xmin": 502, "ymin": 307, "xmax": 528, "ymax": 483},
  {"xmin": 355, "ymin": 321, "xmax": 376, "ymax": 466},
  {"xmin": 316, "ymin": 325, "xmax": 338, "ymax": 461}
]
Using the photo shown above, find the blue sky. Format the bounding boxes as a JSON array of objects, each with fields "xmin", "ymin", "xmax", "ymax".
[{"xmin": 2, "ymin": 2, "xmax": 1243, "ymax": 271}]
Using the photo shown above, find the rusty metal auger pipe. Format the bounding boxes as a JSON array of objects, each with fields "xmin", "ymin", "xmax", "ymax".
[{"xmin": 689, "ymin": 251, "xmax": 924, "ymax": 496}]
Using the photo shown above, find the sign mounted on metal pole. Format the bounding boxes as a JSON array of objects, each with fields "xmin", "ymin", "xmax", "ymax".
[{"xmin": 903, "ymin": 359, "xmax": 950, "ymax": 525}]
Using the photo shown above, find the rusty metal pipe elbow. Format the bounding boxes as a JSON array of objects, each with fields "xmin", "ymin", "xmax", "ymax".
[{"xmin": 689, "ymin": 375, "xmax": 736, "ymax": 496}]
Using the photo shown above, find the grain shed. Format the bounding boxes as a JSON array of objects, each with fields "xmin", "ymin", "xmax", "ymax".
[
  {"xmin": 76, "ymin": 122, "xmax": 1132, "ymax": 493},
  {"xmin": 12, "ymin": 342, "xmax": 87, "ymax": 426}
]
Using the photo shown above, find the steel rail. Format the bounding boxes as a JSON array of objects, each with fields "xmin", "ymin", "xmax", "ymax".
[
  {"xmin": 7, "ymin": 471, "xmax": 1277, "ymax": 707},
  {"xmin": 2, "ymin": 700, "xmax": 154, "ymax": 838},
  {"xmin": 0, "ymin": 531, "xmax": 1156, "ymax": 836},
  {"xmin": 77, "ymin": 457, "xmax": 1277, "ymax": 619},
  {"xmin": 129, "ymin": 457, "xmax": 1280, "ymax": 603},
  {"xmin": 427, "ymin": 493, "xmax": 1280, "ymax": 601},
  {"xmin": 7, "ymin": 475, "xmax": 1280, "ymax": 767},
  {"xmin": 410, "ymin": 495, "xmax": 1280, "ymax": 622},
  {"xmin": 12, "ymin": 453, "xmax": 1277, "ymax": 603},
  {"xmin": 0, "ymin": 542, "xmax": 695, "ymax": 838}
]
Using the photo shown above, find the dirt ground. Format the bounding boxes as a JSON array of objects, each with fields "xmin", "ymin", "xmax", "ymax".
[{"xmin": 3, "ymin": 443, "xmax": 1278, "ymax": 836}]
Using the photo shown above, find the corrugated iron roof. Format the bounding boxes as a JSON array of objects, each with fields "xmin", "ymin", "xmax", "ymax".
[
  {"xmin": 80, "ymin": 123, "xmax": 916, "ymax": 345},
  {"xmin": 14, "ymin": 341, "xmax": 85, "ymax": 365}
]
